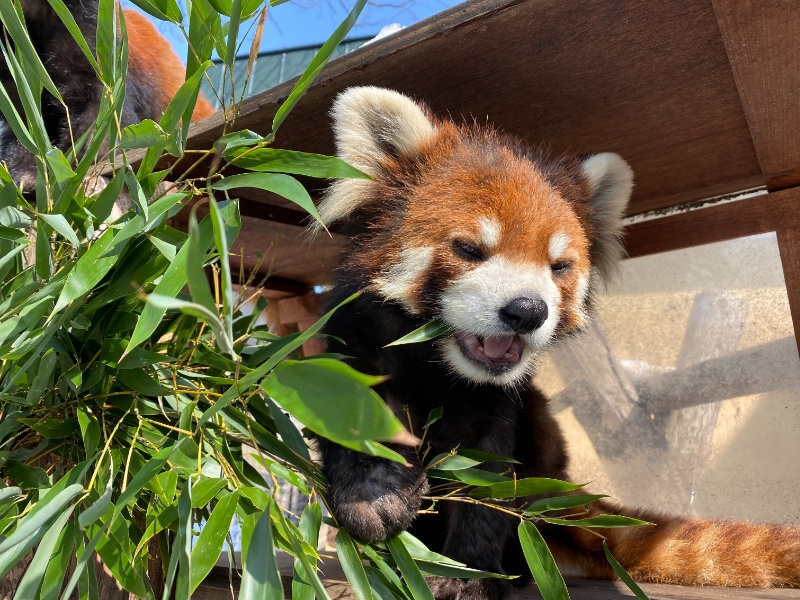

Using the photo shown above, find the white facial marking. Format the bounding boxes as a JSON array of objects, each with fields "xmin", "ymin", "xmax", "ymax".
[
  {"xmin": 548, "ymin": 232, "xmax": 572, "ymax": 262},
  {"xmin": 572, "ymin": 272, "xmax": 590, "ymax": 326},
  {"xmin": 439, "ymin": 256, "xmax": 562, "ymax": 384},
  {"xmin": 373, "ymin": 246, "xmax": 434, "ymax": 313},
  {"xmin": 477, "ymin": 217, "xmax": 501, "ymax": 249}
]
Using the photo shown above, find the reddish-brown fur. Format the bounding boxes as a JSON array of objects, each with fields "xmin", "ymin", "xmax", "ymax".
[
  {"xmin": 124, "ymin": 10, "xmax": 215, "ymax": 122},
  {"xmin": 319, "ymin": 88, "xmax": 800, "ymax": 597}
]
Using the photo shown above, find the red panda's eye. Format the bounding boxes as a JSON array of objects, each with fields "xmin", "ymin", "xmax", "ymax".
[
  {"xmin": 453, "ymin": 241, "xmax": 484, "ymax": 262},
  {"xmin": 550, "ymin": 261, "xmax": 573, "ymax": 275}
]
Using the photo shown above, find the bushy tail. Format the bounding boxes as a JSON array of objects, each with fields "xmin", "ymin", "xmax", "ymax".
[{"xmin": 545, "ymin": 500, "xmax": 800, "ymax": 587}]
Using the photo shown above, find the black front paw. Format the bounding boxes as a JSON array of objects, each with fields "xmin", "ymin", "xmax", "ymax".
[
  {"xmin": 332, "ymin": 473, "xmax": 428, "ymax": 542},
  {"xmin": 426, "ymin": 577, "xmax": 511, "ymax": 600}
]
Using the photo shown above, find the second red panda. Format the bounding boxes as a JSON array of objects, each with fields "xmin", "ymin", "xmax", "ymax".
[{"xmin": 1, "ymin": 2, "xmax": 215, "ymax": 190}]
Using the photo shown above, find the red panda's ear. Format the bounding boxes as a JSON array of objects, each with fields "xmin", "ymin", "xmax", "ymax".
[
  {"xmin": 315, "ymin": 87, "xmax": 436, "ymax": 229},
  {"xmin": 580, "ymin": 153, "xmax": 634, "ymax": 286}
]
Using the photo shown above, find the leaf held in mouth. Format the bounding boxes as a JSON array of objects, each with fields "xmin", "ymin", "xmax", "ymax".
[{"xmin": 385, "ymin": 318, "xmax": 451, "ymax": 347}]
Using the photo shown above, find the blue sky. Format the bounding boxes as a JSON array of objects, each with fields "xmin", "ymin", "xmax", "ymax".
[{"xmin": 122, "ymin": 0, "xmax": 463, "ymax": 59}]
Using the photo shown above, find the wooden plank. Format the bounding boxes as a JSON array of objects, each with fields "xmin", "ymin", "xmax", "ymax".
[
  {"xmin": 777, "ymin": 227, "xmax": 800, "ymax": 358},
  {"xmin": 156, "ymin": 0, "xmax": 761, "ymax": 217},
  {"xmin": 624, "ymin": 187, "xmax": 800, "ymax": 258},
  {"xmin": 713, "ymin": 0, "xmax": 800, "ymax": 190},
  {"xmin": 197, "ymin": 556, "xmax": 800, "ymax": 599}
]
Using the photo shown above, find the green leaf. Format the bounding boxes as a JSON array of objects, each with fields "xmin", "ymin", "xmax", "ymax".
[
  {"xmin": 186, "ymin": 209, "xmax": 217, "ymax": 315},
  {"xmin": 120, "ymin": 119, "xmax": 168, "ymax": 149},
  {"xmin": 44, "ymin": 0, "xmax": 100, "ymax": 72},
  {"xmin": 2, "ymin": 460, "xmax": 49, "ymax": 489},
  {"xmin": 518, "ymin": 521, "xmax": 570, "ymax": 600},
  {"xmin": 39, "ymin": 519, "xmax": 74, "ymax": 600},
  {"xmin": 118, "ymin": 442, "xmax": 184, "ymax": 509},
  {"xmin": 0, "ymin": 206, "xmax": 32, "ymax": 228},
  {"xmin": 24, "ymin": 349, "xmax": 56, "ymax": 405},
  {"xmin": 455, "ymin": 449, "xmax": 520, "ymax": 464},
  {"xmin": 470, "ymin": 478, "xmax": 584, "ymax": 500},
  {"xmin": 426, "ymin": 454, "xmax": 481, "ymax": 471},
  {"xmin": 44, "ymin": 149, "xmax": 76, "ymax": 184},
  {"xmin": 428, "ymin": 468, "xmax": 509, "ymax": 487},
  {"xmin": 524, "ymin": 495, "xmax": 608, "ymax": 516},
  {"xmin": 13, "ymin": 503, "xmax": 73, "ymax": 600},
  {"xmin": 127, "ymin": 0, "xmax": 183, "ymax": 22},
  {"xmin": 417, "ymin": 561, "xmax": 514, "ymax": 580},
  {"xmin": 0, "ymin": 0, "xmax": 62, "ymax": 100},
  {"xmin": 293, "ymin": 502, "xmax": 322, "ymax": 600},
  {"xmin": 386, "ymin": 318, "xmax": 451, "ymax": 347},
  {"xmin": 205, "ymin": 0, "xmax": 262, "ymax": 17},
  {"xmin": 196, "ymin": 292, "xmax": 361, "ymax": 429},
  {"xmin": 212, "ymin": 172, "xmax": 324, "ymax": 227},
  {"xmin": 262, "ymin": 359, "xmax": 409, "ymax": 445},
  {"xmin": 125, "ymin": 200, "xmax": 236, "ymax": 353},
  {"xmin": 336, "ymin": 530, "xmax": 373, "ymax": 600},
  {"xmin": 52, "ymin": 229, "xmax": 116, "ymax": 313},
  {"xmin": 603, "ymin": 542, "xmax": 651, "ymax": 600},
  {"xmin": 385, "ymin": 535, "xmax": 434, "ymax": 600},
  {"xmin": 190, "ymin": 491, "xmax": 240, "ymax": 593},
  {"xmin": 39, "ymin": 213, "xmax": 81, "ymax": 248},
  {"xmin": 225, "ymin": 148, "xmax": 370, "ymax": 180},
  {"xmin": 542, "ymin": 515, "xmax": 651, "ymax": 528},
  {"xmin": 0, "ymin": 484, "xmax": 83, "ymax": 579},
  {"xmin": 271, "ymin": 0, "xmax": 368, "ymax": 133},
  {"xmin": 239, "ymin": 504, "xmax": 283, "ymax": 600}
]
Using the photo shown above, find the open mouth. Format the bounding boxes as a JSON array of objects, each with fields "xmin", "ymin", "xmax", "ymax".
[{"xmin": 456, "ymin": 332, "xmax": 524, "ymax": 373}]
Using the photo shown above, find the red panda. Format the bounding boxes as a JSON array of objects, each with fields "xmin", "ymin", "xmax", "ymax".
[
  {"xmin": 315, "ymin": 87, "xmax": 800, "ymax": 599},
  {"xmin": 0, "ymin": 2, "xmax": 214, "ymax": 190}
]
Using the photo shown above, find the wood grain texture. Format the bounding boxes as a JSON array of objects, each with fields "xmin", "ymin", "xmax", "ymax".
[
  {"xmin": 713, "ymin": 0, "xmax": 800, "ymax": 190},
  {"xmin": 196, "ymin": 555, "xmax": 800, "ymax": 599},
  {"xmin": 777, "ymin": 227, "xmax": 800, "ymax": 358},
  {"xmin": 624, "ymin": 188, "xmax": 800, "ymax": 258},
  {"xmin": 164, "ymin": 0, "xmax": 762, "ymax": 217}
]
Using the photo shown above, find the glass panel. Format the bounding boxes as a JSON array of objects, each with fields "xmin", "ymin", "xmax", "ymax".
[{"xmin": 535, "ymin": 232, "xmax": 800, "ymax": 525}]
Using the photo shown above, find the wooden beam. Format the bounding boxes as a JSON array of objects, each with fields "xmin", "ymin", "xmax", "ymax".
[
  {"xmin": 139, "ymin": 0, "xmax": 762, "ymax": 216},
  {"xmin": 713, "ymin": 0, "xmax": 800, "ymax": 190},
  {"xmin": 777, "ymin": 227, "xmax": 800, "ymax": 357},
  {"xmin": 624, "ymin": 187, "xmax": 800, "ymax": 258}
]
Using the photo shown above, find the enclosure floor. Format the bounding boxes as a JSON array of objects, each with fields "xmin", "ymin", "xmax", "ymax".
[{"xmin": 196, "ymin": 554, "xmax": 800, "ymax": 599}]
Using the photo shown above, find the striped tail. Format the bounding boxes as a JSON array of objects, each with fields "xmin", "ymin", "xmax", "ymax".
[{"xmin": 543, "ymin": 500, "xmax": 800, "ymax": 587}]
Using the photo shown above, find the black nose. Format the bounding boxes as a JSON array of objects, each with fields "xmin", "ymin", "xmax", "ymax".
[{"xmin": 498, "ymin": 297, "xmax": 548, "ymax": 333}]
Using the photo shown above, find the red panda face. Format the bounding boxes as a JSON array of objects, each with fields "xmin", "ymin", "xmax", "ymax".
[{"xmin": 318, "ymin": 88, "xmax": 633, "ymax": 386}]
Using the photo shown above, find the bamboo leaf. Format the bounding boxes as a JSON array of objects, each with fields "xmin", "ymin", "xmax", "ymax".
[
  {"xmin": 518, "ymin": 521, "xmax": 570, "ymax": 600},
  {"xmin": 211, "ymin": 172, "xmax": 324, "ymax": 227},
  {"xmin": 524, "ymin": 495, "xmax": 608, "ymax": 516},
  {"xmin": 603, "ymin": 542, "xmax": 651, "ymax": 600},
  {"xmin": 120, "ymin": 119, "xmax": 168, "ymax": 149},
  {"xmin": 336, "ymin": 530, "xmax": 374, "ymax": 600},
  {"xmin": 44, "ymin": 0, "xmax": 100, "ymax": 72},
  {"xmin": 0, "ymin": 0, "xmax": 62, "ymax": 100},
  {"xmin": 13, "ymin": 505, "xmax": 74, "ymax": 600},
  {"xmin": 386, "ymin": 319, "xmax": 451, "ymax": 347},
  {"xmin": 225, "ymin": 148, "xmax": 370, "ymax": 180},
  {"xmin": 262, "ymin": 359, "xmax": 409, "ymax": 445},
  {"xmin": 239, "ymin": 504, "xmax": 283, "ymax": 600},
  {"xmin": 39, "ymin": 213, "xmax": 81, "ymax": 248},
  {"xmin": 0, "ymin": 484, "xmax": 83, "ymax": 579},
  {"xmin": 385, "ymin": 535, "xmax": 434, "ymax": 600},
  {"xmin": 470, "ymin": 478, "xmax": 584, "ymax": 500},
  {"xmin": 271, "ymin": 0, "xmax": 368, "ymax": 133},
  {"xmin": 542, "ymin": 515, "xmax": 652, "ymax": 528},
  {"xmin": 190, "ymin": 491, "xmax": 240, "ymax": 592}
]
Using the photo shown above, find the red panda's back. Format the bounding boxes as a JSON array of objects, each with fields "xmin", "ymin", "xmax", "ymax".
[{"xmin": 124, "ymin": 9, "xmax": 215, "ymax": 122}]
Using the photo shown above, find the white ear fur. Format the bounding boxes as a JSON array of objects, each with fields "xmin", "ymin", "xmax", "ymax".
[
  {"xmin": 315, "ymin": 87, "xmax": 436, "ymax": 228},
  {"xmin": 580, "ymin": 153, "xmax": 634, "ymax": 285}
]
